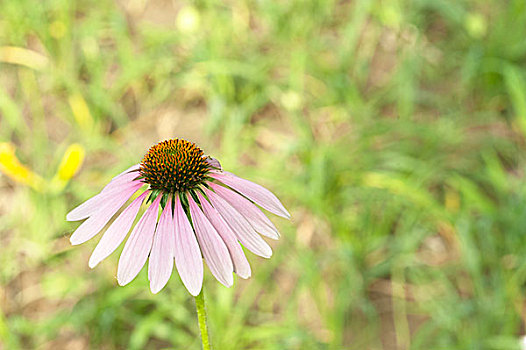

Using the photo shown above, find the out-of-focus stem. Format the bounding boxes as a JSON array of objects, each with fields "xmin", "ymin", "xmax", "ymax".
[{"xmin": 195, "ymin": 289, "xmax": 211, "ymax": 350}]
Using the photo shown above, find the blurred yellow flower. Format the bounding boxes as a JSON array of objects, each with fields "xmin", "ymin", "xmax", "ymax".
[
  {"xmin": 51, "ymin": 143, "xmax": 85, "ymax": 192},
  {"xmin": 0, "ymin": 143, "xmax": 85, "ymax": 193},
  {"xmin": 68, "ymin": 93, "xmax": 94, "ymax": 131},
  {"xmin": 0, "ymin": 142, "xmax": 45, "ymax": 191},
  {"xmin": 56, "ymin": 144, "xmax": 85, "ymax": 181}
]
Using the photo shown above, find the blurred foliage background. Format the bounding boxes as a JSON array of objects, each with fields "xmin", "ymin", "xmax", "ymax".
[{"xmin": 1, "ymin": 0, "xmax": 526, "ymax": 349}]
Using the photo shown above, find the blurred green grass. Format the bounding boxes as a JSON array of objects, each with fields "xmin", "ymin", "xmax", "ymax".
[{"xmin": 1, "ymin": 0, "xmax": 526, "ymax": 349}]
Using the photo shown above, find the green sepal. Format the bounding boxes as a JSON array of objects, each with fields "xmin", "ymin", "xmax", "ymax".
[{"xmin": 147, "ymin": 189, "xmax": 162, "ymax": 204}]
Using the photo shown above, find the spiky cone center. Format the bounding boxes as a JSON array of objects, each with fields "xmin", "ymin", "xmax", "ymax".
[{"xmin": 139, "ymin": 139, "xmax": 210, "ymax": 194}]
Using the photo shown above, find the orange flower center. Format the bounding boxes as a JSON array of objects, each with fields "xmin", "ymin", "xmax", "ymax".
[{"xmin": 139, "ymin": 139, "xmax": 209, "ymax": 193}]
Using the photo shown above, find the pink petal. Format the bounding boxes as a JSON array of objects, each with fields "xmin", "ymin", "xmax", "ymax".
[
  {"xmin": 173, "ymin": 195, "xmax": 203, "ymax": 296},
  {"xmin": 69, "ymin": 181, "xmax": 144, "ymax": 245},
  {"xmin": 198, "ymin": 192, "xmax": 251, "ymax": 279},
  {"xmin": 67, "ymin": 173, "xmax": 142, "ymax": 221},
  {"xmin": 188, "ymin": 195, "xmax": 234, "ymax": 287},
  {"xmin": 149, "ymin": 197, "xmax": 175, "ymax": 294},
  {"xmin": 88, "ymin": 191, "xmax": 149, "ymax": 268},
  {"xmin": 101, "ymin": 169, "xmax": 140, "ymax": 194},
  {"xmin": 111, "ymin": 164, "xmax": 140, "ymax": 181},
  {"xmin": 205, "ymin": 188, "xmax": 272, "ymax": 258},
  {"xmin": 209, "ymin": 171, "xmax": 290, "ymax": 219},
  {"xmin": 205, "ymin": 157, "xmax": 221, "ymax": 170},
  {"xmin": 210, "ymin": 183, "xmax": 280, "ymax": 240},
  {"xmin": 117, "ymin": 195, "xmax": 162, "ymax": 286}
]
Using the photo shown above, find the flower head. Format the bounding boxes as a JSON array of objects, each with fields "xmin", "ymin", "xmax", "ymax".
[{"xmin": 67, "ymin": 139, "xmax": 290, "ymax": 295}]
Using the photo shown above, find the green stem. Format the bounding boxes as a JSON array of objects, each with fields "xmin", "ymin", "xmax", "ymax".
[{"xmin": 195, "ymin": 290, "xmax": 211, "ymax": 350}]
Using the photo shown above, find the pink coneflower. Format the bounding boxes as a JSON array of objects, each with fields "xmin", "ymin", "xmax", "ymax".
[{"xmin": 67, "ymin": 139, "xmax": 290, "ymax": 295}]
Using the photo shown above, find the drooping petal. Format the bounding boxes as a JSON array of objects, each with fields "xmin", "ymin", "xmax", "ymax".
[
  {"xmin": 188, "ymin": 195, "xmax": 234, "ymax": 287},
  {"xmin": 117, "ymin": 195, "xmax": 162, "ymax": 286},
  {"xmin": 110, "ymin": 164, "xmax": 140, "ymax": 181},
  {"xmin": 149, "ymin": 197, "xmax": 175, "ymax": 294},
  {"xmin": 205, "ymin": 188, "xmax": 272, "ymax": 258},
  {"xmin": 67, "ymin": 172, "xmax": 142, "ymax": 221},
  {"xmin": 205, "ymin": 157, "xmax": 221, "ymax": 170},
  {"xmin": 69, "ymin": 181, "xmax": 144, "ymax": 245},
  {"xmin": 209, "ymin": 171, "xmax": 290, "ymax": 219},
  {"xmin": 198, "ymin": 192, "xmax": 251, "ymax": 279},
  {"xmin": 173, "ymin": 195, "xmax": 203, "ymax": 296},
  {"xmin": 88, "ymin": 191, "xmax": 149, "ymax": 268},
  {"xmin": 210, "ymin": 183, "xmax": 280, "ymax": 240},
  {"xmin": 101, "ymin": 169, "xmax": 140, "ymax": 193}
]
